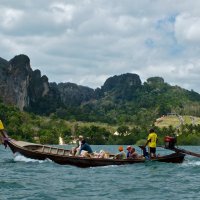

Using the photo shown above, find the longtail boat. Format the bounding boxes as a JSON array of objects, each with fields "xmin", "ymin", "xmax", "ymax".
[{"xmin": 0, "ymin": 129, "xmax": 185, "ymax": 168}]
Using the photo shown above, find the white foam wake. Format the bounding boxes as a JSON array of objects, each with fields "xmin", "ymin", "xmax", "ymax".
[
  {"xmin": 183, "ymin": 160, "xmax": 200, "ymax": 167},
  {"xmin": 13, "ymin": 153, "xmax": 52, "ymax": 163}
]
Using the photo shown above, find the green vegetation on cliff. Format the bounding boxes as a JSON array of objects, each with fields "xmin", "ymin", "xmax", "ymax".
[{"xmin": 1, "ymin": 101, "xmax": 200, "ymax": 145}]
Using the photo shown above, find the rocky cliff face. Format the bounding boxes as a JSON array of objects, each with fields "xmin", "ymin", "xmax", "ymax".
[
  {"xmin": 0, "ymin": 54, "xmax": 95, "ymax": 114},
  {"xmin": 0, "ymin": 55, "xmax": 50, "ymax": 111},
  {"xmin": 0, "ymin": 58, "xmax": 11, "ymax": 104},
  {"xmin": 57, "ymin": 82, "xmax": 95, "ymax": 106},
  {"xmin": 100, "ymin": 73, "xmax": 142, "ymax": 101},
  {"xmin": 0, "ymin": 54, "xmax": 144, "ymax": 115},
  {"xmin": 0, "ymin": 55, "xmax": 31, "ymax": 110},
  {"xmin": 101, "ymin": 73, "xmax": 142, "ymax": 92},
  {"xmin": 28, "ymin": 70, "xmax": 49, "ymax": 105}
]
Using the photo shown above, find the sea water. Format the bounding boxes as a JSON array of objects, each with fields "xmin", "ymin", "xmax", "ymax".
[{"xmin": 0, "ymin": 145, "xmax": 200, "ymax": 200}]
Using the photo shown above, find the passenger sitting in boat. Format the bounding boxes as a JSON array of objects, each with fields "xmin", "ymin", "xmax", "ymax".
[
  {"xmin": 114, "ymin": 146, "xmax": 126, "ymax": 159},
  {"xmin": 79, "ymin": 139, "xmax": 93, "ymax": 155},
  {"xmin": 128, "ymin": 147, "xmax": 140, "ymax": 159},
  {"xmin": 127, "ymin": 146, "xmax": 144, "ymax": 159},
  {"xmin": 71, "ymin": 135, "xmax": 84, "ymax": 156},
  {"xmin": 126, "ymin": 146, "xmax": 132, "ymax": 158},
  {"xmin": 78, "ymin": 135, "xmax": 84, "ymax": 147}
]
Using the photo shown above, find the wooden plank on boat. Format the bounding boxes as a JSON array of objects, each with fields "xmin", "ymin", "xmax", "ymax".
[
  {"xmin": 51, "ymin": 147, "xmax": 58, "ymax": 154},
  {"xmin": 43, "ymin": 146, "xmax": 50, "ymax": 153}
]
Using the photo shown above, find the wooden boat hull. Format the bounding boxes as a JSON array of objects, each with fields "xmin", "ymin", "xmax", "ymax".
[
  {"xmin": 50, "ymin": 154, "xmax": 145, "ymax": 167},
  {"xmin": 8, "ymin": 140, "xmax": 49, "ymax": 161},
  {"xmin": 150, "ymin": 153, "xmax": 185, "ymax": 164},
  {"xmin": 4, "ymin": 138, "xmax": 185, "ymax": 168},
  {"xmin": 46, "ymin": 153, "xmax": 185, "ymax": 167}
]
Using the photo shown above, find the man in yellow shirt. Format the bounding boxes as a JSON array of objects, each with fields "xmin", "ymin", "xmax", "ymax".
[
  {"xmin": 0, "ymin": 120, "xmax": 4, "ymax": 130},
  {"xmin": 145, "ymin": 128, "xmax": 158, "ymax": 158}
]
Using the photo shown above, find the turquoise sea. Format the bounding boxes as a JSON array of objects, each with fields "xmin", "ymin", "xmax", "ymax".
[{"xmin": 0, "ymin": 145, "xmax": 200, "ymax": 200}]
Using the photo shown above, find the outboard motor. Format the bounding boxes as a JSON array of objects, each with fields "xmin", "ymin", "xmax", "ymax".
[{"xmin": 164, "ymin": 136, "xmax": 177, "ymax": 149}]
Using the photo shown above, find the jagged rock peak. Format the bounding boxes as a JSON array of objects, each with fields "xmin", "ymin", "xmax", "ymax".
[
  {"xmin": 101, "ymin": 73, "xmax": 142, "ymax": 92},
  {"xmin": 9, "ymin": 54, "xmax": 30, "ymax": 65},
  {"xmin": 0, "ymin": 57, "xmax": 9, "ymax": 68},
  {"xmin": 9, "ymin": 54, "xmax": 32, "ymax": 74}
]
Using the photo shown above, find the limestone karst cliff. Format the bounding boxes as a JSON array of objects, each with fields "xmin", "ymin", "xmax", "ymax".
[{"xmin": 0, "ymin": 55, "xmax": 50, "ymax": 111}]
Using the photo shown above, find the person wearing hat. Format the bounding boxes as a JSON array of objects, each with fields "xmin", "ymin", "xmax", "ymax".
[
  {"xmin": 114, "ymin": 146, "xmax": 126, "ymax": 159},
  {"xmin": 126, "ymin": 146, "xmax": 132, "ymax": 158}
]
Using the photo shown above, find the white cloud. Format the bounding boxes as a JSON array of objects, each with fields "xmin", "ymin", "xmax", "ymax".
[
  {"xmin": 50, "ymin": 3, "xmax": 75, "ymax": 24},
  {"xmin": 175, "ymin": 13, "xmax": 200, "ymax": 44},
  {"xmin": 1, "ymin": 0, "xmax": 200, "ymax": 93},
  {"xmin": 0, "ymin": 7, "xmax": 23, "ymax": 30}
]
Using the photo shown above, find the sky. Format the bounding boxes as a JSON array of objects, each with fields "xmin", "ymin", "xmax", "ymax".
[{"xmin": 1, "ymin": 0, "xmax": 200, "ymax": 92}]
